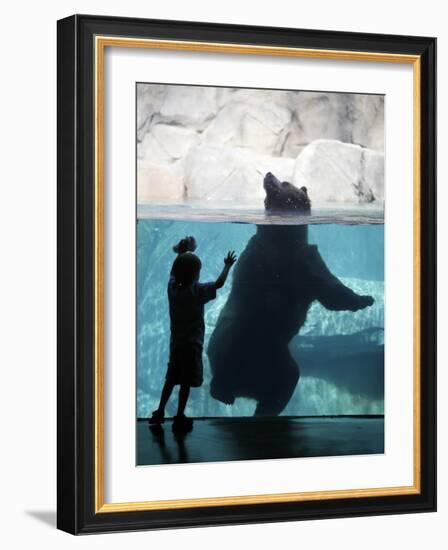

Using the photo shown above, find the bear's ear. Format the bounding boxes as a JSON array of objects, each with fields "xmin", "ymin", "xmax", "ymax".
[{"xmin": 300, "ymin": 186, "xmax": 308, "ymax": 193}]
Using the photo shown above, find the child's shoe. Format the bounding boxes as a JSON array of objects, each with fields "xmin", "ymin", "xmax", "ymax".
[{"xmin": 148, "ymin": 409, "xmax": 165, "ymax": 425}]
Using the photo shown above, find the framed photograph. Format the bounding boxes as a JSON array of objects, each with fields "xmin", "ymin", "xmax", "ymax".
[{"xmin": 57, "ymin": 14, "xmax": 436, "ymax": 534}]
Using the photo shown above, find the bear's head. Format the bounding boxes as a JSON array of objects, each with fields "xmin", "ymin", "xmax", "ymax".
[{"xmin": 263, "ymin": 172, "xmax": 311, "ymax": 215}]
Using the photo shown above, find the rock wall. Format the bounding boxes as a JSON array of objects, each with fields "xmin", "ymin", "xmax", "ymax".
[{"xmin": 137, "ymin": 84, "xmax": 384, "ymax": 205}]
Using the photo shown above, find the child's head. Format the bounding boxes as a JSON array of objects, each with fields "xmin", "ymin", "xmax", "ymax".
[
  {"xmin": 173, "ymin": 236, "xmax": 197, "ymax": 254},
  {"xmin": 172, "ymin": 252, "xmax": 202, "ymax": 286}
]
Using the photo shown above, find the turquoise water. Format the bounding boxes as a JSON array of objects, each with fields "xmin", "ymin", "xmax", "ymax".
[{"xmin": 137, "ymin": 219, "xmax": 384, "ymax": 418}]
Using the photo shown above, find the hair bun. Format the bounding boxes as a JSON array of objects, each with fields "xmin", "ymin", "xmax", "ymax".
[{"xmin": 173, "ymin": 239, "xmax": 185, "ymax": 254}]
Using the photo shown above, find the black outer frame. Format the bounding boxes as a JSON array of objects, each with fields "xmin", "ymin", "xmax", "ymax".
[{"xmin": 57, "ymin": 14, "xmax": 436, "ymax": 535}]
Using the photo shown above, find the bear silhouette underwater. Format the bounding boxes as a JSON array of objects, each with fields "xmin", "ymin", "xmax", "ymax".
[{"xmin": 207, "ymin": 172, "xmax": 375, "ymax": 416}]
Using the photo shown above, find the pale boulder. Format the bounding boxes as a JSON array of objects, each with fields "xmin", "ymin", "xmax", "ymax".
[
  {"xmin": 137, "ymin": 161, "xmax": 184, "ymax": 202},
  {"xmin": 158, "ymin": 86, "xmax": 218, "ymax": 129},
  {"xmin": 136, "ymin": 84, "xmax": 167, "ymax": 143},
  {"xmin": 138, "ymin": 124, "xmax": 199, "ymax": 164},
  {"xmin": 290, "ymin": 93, "xmax": 349, "ymax": 144},
  {"xmin": 288, "ymin": 92, "xmax": 384, "ymax": 153},
  {"xmin": 292, "ymin": 140, "xmax": 384, "ymax": 204},
  {"xmin": 351, "ymin": 95, "xmax": 385, "ymax": 151},
  {"xmin": 138, "ymin": 132, "xmax": 172, "ymax": 165},
  {"xmin": 363, "ymin": 148, "xmax": 385, "ymax": 202},
  {"xmin": 183, "ymin": 145, "xmax": 294, "ymax": 202},
  {"xmin": 203, "ymin": 98, "xmax": 292, "ymax": 155}
]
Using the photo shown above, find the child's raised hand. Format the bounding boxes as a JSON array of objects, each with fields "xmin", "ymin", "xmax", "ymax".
[
  {"xmin": 224, "ymin": 251, "xmax": 237, "ymax": 267},
  {"xmin": 215, "ymin": 251, "xmax": 237, "ymax": 289}
]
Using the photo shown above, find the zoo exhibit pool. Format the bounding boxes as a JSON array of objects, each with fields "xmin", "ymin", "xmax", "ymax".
[{"xmin": 136, "ymin": 203, "xmax": 384, "ymax": 419}]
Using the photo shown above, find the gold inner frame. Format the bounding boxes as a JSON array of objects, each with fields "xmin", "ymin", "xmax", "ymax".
[{"xmin": 94, "ymin": 36, "xmax": 422, "ymax": 514}]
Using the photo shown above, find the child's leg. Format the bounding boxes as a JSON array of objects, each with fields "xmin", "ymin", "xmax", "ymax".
[
  {"xmin": 149, "ymin": 380, "xmax": 175, "ymax": 424},
  {"xmin": 172, "ymin": 384, "xmax": 193, "ymax": 432},
  {"xmin": 176, "ymin": 384, "xmax": 190, "ymax": 417},
  {"xmin": 157, "ymin": 379, "xmax": 175, "ymax": 414}
]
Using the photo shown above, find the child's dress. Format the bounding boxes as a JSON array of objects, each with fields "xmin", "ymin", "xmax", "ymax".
[{"xmin": 166, "ymin": 277, "xmax": 216, "ymax": 387}]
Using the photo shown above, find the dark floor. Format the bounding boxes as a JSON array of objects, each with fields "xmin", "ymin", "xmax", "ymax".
[{"xmin": 137, "ymin": 416, "xmax": 384, "ymax": 466}]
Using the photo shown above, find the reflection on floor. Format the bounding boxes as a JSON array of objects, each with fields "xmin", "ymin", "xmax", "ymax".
[{"xmin": 137, "ymin": 416, "xmax": 384, "ymax": 466}]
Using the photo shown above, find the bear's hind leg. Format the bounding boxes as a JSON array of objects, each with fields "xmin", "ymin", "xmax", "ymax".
[
  {"xmin": 254, "ymin": 353, "xmax": 300, "ymax": 417},
  {"xmin": 210, "ymin": 376, "xmax": 235, "ymax": 405}
]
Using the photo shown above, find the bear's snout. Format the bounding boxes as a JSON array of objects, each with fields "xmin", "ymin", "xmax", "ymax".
[{"xmin": 263, "ymin": 172, "xmax": 281, "ymax": 193}]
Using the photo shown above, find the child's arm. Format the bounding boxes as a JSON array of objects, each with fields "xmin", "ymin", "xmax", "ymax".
[{"xmin": 215, "ymin": 251, "xmax": 237, "ymax": 289}]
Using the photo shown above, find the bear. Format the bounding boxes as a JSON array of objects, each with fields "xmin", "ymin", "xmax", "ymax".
[{"xmin": 207, "ymin": 172, "xmax": 374, "ymax": 416}]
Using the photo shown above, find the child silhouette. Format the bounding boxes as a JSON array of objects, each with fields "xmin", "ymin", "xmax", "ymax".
[{"xmin": 149, "ymin": 236, "xmax": 237, "ymax": 432}]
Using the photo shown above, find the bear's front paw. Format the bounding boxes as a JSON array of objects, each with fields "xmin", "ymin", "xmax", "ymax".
[{"xmin": 360, "ymin": 295, "xmax": 374, "ymax": 308}]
